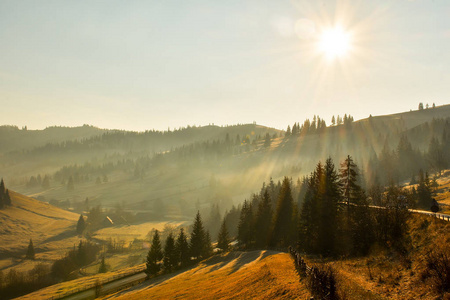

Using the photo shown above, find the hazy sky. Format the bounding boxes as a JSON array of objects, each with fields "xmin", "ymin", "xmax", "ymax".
[{"xmin": 1, "ymin": 0, "xmax": 449, "ymax": 131}]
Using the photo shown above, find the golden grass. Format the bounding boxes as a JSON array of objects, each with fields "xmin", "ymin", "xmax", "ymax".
[
  {"xmin": 312, "ymin": 214, "xmax": 450, "ymax": 300},
  {"xmin": 103, "ymin": 251, "xmax": 309, "ymax": 300},
  {"xmin": 15, "ymin": 263, "xmax": 146, "ymax": 300}
]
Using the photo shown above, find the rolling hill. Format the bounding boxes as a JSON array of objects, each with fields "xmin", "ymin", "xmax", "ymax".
[{"xmin": 0, "ymin": 191, "xmax": 79, "ymax": 272}]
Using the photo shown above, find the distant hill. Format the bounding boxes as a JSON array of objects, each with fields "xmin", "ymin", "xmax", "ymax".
[
  {"xmin": 0, "ymin": 190, "xmax": 78, "ymax": 258},
  {"xmin": 0, "ymin": 105, "xmax": 448, "ymax": 223},
  {"xmin": 0, "ymin": 124, "xmax": 108, "ymax": 153}
]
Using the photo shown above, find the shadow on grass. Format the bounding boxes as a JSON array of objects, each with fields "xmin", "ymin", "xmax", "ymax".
[{"xmin": 41, "ymin": 228, "xmax": 77, "ymax": 244}]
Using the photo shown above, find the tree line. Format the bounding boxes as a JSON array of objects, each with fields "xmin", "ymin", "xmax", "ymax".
[
  {"xmin": 229, "ymin": 155, "xmax": 413, "ymax": 257},
  {"xmin": 145, "ymin": 211, "xmax": 216, "ymax": 276}
]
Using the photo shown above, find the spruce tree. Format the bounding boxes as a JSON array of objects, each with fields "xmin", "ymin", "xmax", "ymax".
[
  {"xmin": 189, "ymin": 211, "xmax": 206, "ymax": 260},
  {"xmin": 254, "ymin": 189, "xmax": 272, "ymax": 248},
  {"xmin": 146, "ymin": 230, "xmax": 163, "ymax": 276},
  {"xmin": 76, "ymin": 214, "xmax": 86, "ymax": 235},
  {"xmin": 237, "ymin": 200, "xmax": 254, "ymax": 247},
  {"xmin": 26, "ymin": 239, "xmax": 35, "ymax": 260},
  {"xmin": 98, "ymin": 256, "xmax": 107, "ymax": 273},
  {"xmin": 271, "ymin": 177, "xmax": 294, "ymax": 248},
  {"xmin": 217, "ymin": 219, "xmax": 230, "ymax": 251},
  {"xmin": 339, "ymin": 155, "xmax": 364, "ymax": 206},
  {"xmin": 5, "ymin": 190, "xmax": 11, "ymax": 206},
  {"xmin": 317, "ymin": 158, "xmax": 340, "ymax": 256},
  {"xmin": 163, "ymin": 232, "xmax": 177, "ymax": 272},
  {"xmin": 202, "ymin": 231, "xmax": 213, "ymax": 258},
  {"xmin": 175, "ymin": 228, "xmax": 190, "ymax": 267}
]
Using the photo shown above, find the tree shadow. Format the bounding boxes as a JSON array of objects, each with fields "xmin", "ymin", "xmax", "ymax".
[
  {"xmin": 41, "ymin": 229, "xmax": 77, "ymax": 244},
  {"xmin": 227, "ymin": 250, "xmax": 274, "ymax": 274}
]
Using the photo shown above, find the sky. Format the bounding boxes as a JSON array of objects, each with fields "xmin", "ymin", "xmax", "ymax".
[{"xmin": 0, "ymin": 0, "xmax": 449, "ymax": 132}]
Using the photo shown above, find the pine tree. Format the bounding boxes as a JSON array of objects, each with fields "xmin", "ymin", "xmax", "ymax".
[
  {"xmin": 98, "ymin": 256, "xmax": 107, "ymax": 273},
  {"xmin": 217, "ymin": 219, "xmax": 230, "ymax": 251},
  {"xmin": 271, "ymin": 177, "xmax": 294, "ymax": 248},
  {"xmin": 202, "ymin": 231, "xmax": 213, "ymax": 258},
  {"xmin": 417, "ymin": 169, "xmax": 432, "ymax": 209},
  {"xmin": 190, "ymin": 211, "xmax": 206, "ymax": 260},
  {"xmin": 0, "ymin": 179, "xmax": 5, "ymax": 209},
  {"xmin": 163, "ymin": 232, "xmax": 177, "ymax": 272},
  {"xmin": 26, "ymin": 239, "xmax": 35, "ymax": 260},
  {"xmin": 254, "ymin": 189, "xmax": 272, "ymax": 248},
  {"xmin": 76, "ymin": 214, "xmax": 86, "ymax": 235},
  {"xmin": 175, "ymin": 228, "xmax": 190, "ymax": 267},
  {"xmin": 4, "ymin": 190, "xmax": 11, "ymax": 206},
  {"xmin": 146, "ymin": 230, "xmax": 163, "ymax": 276},
  {"xmin": 339, "ymin": 155, "xmax": 364, "ymax": 206},
  {"xmin": 317, "ymin": 158, "xmax": 340, "ymax": 256},
  {"xmin": 285, "ymin": 125, "xmax": 291, "ymax": 137},
  {"xmin": 237, "ymin": 200, "xmax": 254, "ymax": 247},
  {"xmin": 264, "ymin": 133, "xmax": 271, "ymax": 148}
]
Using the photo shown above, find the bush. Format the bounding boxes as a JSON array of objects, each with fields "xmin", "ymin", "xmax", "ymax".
[{"xmin": 422, "ymin": 242, "xmax": 450, "ymax": 294}]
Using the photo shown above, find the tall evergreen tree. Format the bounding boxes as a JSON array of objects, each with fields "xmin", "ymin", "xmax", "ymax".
[
  {"xmin": 217, "ymin": 218, "xmax": 230, "ymax": 251},
  {"xmin": 26, "ymin": 239, "xmax": 35, "ymax": 260},
  {"xmin": 254, "ymin": 189, "xmax": 272, "ymax": 248},
  {"xmin": 163, "ymin": 232, "xmax": 177, "ymax": 272},
  {"xmin": 271, "ymin": 177, "xmax": 294, "ymax": 248},
  {"xmin": 417, "ymin": 169, "xmax": 432, "ymax": 209},
  {"xmin": 4, "ymin": 189, "xmax": 11, "ymax": 206},
  {"xmin": 146, "ymin": 230, "xmax": 163, "ymax": 276},
  {"xmin": 175, "ymin": 228, "xmax": 190, "ymax": 267},
  {"xmin": 98, "ymin": 256, "xmax": 107, "ymax": 273},
  {"xmin": 237, "ymin": 200, "xmax": 254, "ymax": 247},
  {"xmin": 317, "ymin": 158, "xmax": 340, "ymax": 256},
  {"xmin": 202, "ymin": 231, "xmax": 213, "ymax": 258},
  {"xmin": 76, "ymin": 214, "xmax": 86, "ymax": 235},
  {"xmin": 339, "ymin": 155, "xmax": 364, "ymax": 206},
  {"xmin": 190, "ymin": 211, "xmax": 206, "ymax": 260}
]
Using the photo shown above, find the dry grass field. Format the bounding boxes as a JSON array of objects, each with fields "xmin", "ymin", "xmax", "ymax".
[
  {"xmin": 102, "ymin": 251, "xmax": 310, "ymax": 300},
  {"xmin": 308, "ymin": 214, "xmax": 450, "ymax": 300},
  {"xmin": 0, "ymin": 191, "xmax": 81, "ymax": 274}
]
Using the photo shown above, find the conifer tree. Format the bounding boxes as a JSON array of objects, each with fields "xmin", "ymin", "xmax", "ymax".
[
  {"xmin": 146, "ymin": 230, "xmax": 163, "ymax": 276},
  {"xmin": 254, "ymin": 189, "xmax": 272, "ymax": 248},
  {"xmin": 76, "ymin": 214, "xmax": 86, "ymax": 235},
  {"xmin": 217, "ymin": 219, "xmax": 230, "ymax": 251},
  {"xmin": 98, "ymin": 256, "xmax": 107, "ymax": 273},
  {"xmin": 163, "ymin": 232, "xmax": 177, "ymax": 272},
  {"xmin": 271, "ymin": 177, "xmax": 294, "ymax": 248},
  {"xmin": 175, "ymin": 228, "xmax": 190, "ymax": 267},
  {"xmin": 317, "ymin": 158, "xmax": 340, "ymax": 256},
  {"xmin": 202, "ymin": 231, "xmax": 213, "ymax": 258},
  {"xmin": 237, "ymin": 200, "xmax": 254, "ymax": 247},
  {"xmin": 5, "ymin": 189, "xmax": 11, "ymax": 206},
  {"xmin": 26, "ymin": 239, "xmax": 35, "ymax": 260},
  {"xmin": 190, "ymin": 211, "xmax": 206, "ymax": 260},
  {"xmin": 417, "ymin": 169, "xmax": 432, "ymax": 209},
  {"xmin": 339, "ymin": 155, "xmax": 364, "ymax": 206}
]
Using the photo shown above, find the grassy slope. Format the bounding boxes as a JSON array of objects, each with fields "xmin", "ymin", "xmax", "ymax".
[
  {"xmin": 0, "ymin": 191, "xmax": 80, "ymax": 275},
  {"xmin": 104, "ymin": 251, "xmax": 309, "ymax": 300},
  {"xmin": 309, "ymin": 214, "xmax": 450, "ymax": 299},
  {"xmin": 0, "ymin": 191, "xmax": 78, "ymax": 255}
]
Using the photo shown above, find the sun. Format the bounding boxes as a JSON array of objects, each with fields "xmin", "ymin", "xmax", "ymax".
[{"xmin": 318, "ymin": 26, "xmax": 351, "ymax": 59}]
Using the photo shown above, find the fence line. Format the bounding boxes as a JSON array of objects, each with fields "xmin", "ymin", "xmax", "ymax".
[{"xmin": 288, "ymin": 246, "xmax": 337, "ymax": 300}]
